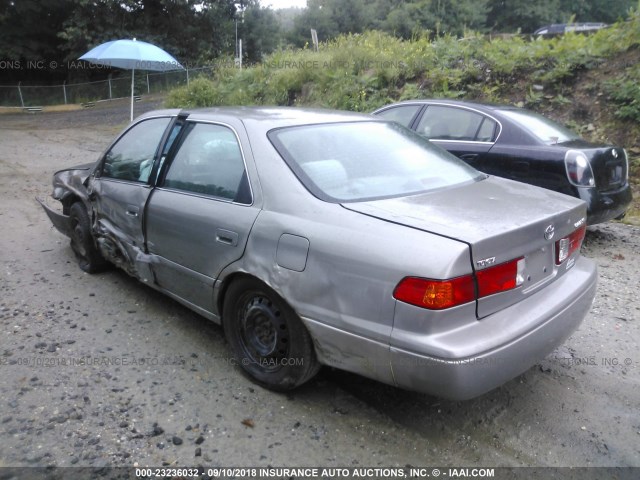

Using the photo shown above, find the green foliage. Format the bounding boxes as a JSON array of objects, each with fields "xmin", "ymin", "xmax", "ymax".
[
  {"xmin": 605, "ymin": 64, "xmax": 640, "ymax": 122},
  {"xmin": 166, "ymin": 8, "xmax": 640, "ymax": 116},
  {"xmin": 487, "ymin": 0, "xmax": 636, "ymax": 33},
  {"xmin": 289, "ymin": 0, "xmax": 489, "ymax": 46},
  {"xmin": 166, "ymin": 77, "xmax": 222, "ymax": 108},
  {"xmin": 4, "ymin": 0, "xmax": 637, "ymax": 88},
  {"xmin": 56, "ymin": 0, "xmax": 239, "ymax": 64},
  {"xmin": 240, "ymin": 2, "xmax": 283, "ymax": 63},
  {"xmin": 0, "ymin": 0, "xmax": 74, "ymax": 82}
]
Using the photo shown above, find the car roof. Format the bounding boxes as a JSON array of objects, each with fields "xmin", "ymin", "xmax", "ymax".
[
  {"xmin": 376, "ymin": 99, "xmax": 517, "ymax": 113},
  {"xmin": 137, "ymin": 106, "xmax": 373, "ymax": 130}
]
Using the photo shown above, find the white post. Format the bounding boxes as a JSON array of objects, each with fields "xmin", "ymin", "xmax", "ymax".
[
  {"xmin": 147, "ymin": 73, "xmax": 150, "ymax": 94},
  {"xmin": 186, "ymin": 68, "xmax": 190, "ymax": 86},
  {"xmin": 108, "ymin": 74, "xmax": 112, "ymax": 99},
  {"xmin": 63, "ymin": 81, "xmax": 67, "ymax": 104},
  {"xmin": 130, "ymin": 68, "xmax": 135, "ymax": 122},
  {"xmin": 17, "ymin": 82, "xmax": 24, "ymax": 107},
  {"xmin": 239, "ymin": 39, "xmax": 243, "ymax": 69}
]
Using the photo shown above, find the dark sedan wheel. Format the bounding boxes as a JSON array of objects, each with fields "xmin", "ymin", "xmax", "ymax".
[
  {"xmin": 223, "ymin": 278, "xmax": 320, "ymax": 391},
  {"xmin": 69, "ymin": 202, "xmax": 108, "ymax": 273}
]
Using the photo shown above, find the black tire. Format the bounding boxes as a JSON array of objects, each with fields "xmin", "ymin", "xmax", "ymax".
[
  {"xmin": 69, "ymin": 202, "xmax": 108, "ymax": 273},
  {"xmin": 223, "ymin": 278, "xmax": 320, "ymax": 391}
]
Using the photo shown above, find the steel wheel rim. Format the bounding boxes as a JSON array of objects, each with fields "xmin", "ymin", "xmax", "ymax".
[{"xmin": 239, "ymin": 294, "xmax": 289, "ymax": 371}]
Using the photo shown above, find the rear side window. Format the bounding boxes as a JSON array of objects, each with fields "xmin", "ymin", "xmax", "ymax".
[
  {"xmin": 417, "ymin": 106, "xmax": 495, "ymax": 142},
  {"xmin": 499, "ymin": 109, "xmax": 580, "ymax": 145},
  {"xmin": 102, "ymin": 117, "xmax": 171, "ymax": 182},
  {"xmin": 375, "ymin": 105, "xmax": 422, "ymax": 127},
  {"xmin": 162, "ymin": 123, "xmax": 249, "ymax": 203}
]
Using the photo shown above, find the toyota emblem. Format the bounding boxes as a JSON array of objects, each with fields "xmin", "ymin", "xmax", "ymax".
[{"xmin": 544, "ymin": 224, "xmax": 555, "ymax": 241}]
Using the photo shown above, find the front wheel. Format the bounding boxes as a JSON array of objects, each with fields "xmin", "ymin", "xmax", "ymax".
[
  {"xmin": 69, "ymin": 202, "xmax": 108, "ymax": 273},
  {"xmin": 223, "ymin": 278, "xmax": 320, "ymax": 391}
]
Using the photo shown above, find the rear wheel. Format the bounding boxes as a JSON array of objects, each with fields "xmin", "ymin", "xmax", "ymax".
[
  {"xmin": 223, "ymin": 278, "xmax": 320, "ymax": 391},
  {"xmin": 69, "ymin": 202, "xmax": 108, "ymax": 273}
]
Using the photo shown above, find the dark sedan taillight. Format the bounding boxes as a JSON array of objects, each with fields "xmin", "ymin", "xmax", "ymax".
[{"xmin": 565, "ymin": 150, "xmax": 595, "ymax": 187}]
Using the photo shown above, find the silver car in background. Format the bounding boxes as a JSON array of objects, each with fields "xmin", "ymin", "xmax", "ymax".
[{"xmin": 40, "ymin": 107, "xmax": 597, "ymax": 400}]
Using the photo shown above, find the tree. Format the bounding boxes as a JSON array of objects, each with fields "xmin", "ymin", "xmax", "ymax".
[
  {"xmin": 241, "ymin": 0, "xmax": 282, "ymax": 62},
  {"xmin": 487, "ymin": 0, "xmax": 635, "ymax": 33},
  {"xmin": 0, "ymin": 0, "xmax": 73, "ymax": 69},
  {"xmin": 58, "ymin": 0, "xmax": 239, "ymax": 65},
  {"xmin": 559, "ymin": 0, "xmax": 635, "ymax": 23},
  {"xmin": 487, "ymin": 0, "xmax": 561, "ymax": 32},
  {"xmin": 288, "ymin": 0, "xmax": 340, "ymax": 46},
  {"xmin": 384, "ymin": 4, "xmax": 422, "ymax": 38}
]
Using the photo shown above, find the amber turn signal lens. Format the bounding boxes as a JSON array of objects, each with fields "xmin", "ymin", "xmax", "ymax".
[{"xmin": 393, "ymin": 276, "xmax": 475, "ymax": 310}]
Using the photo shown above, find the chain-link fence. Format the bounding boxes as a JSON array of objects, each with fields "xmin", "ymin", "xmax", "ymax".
[{"xmin": 0, "ymin": 66, "xmax": 215, "ymax": 107}]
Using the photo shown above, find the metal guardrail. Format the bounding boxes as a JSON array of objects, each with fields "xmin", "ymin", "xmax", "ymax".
[{"xmin": 0, "ymin": 66, "xmax": 215, "ymax": 107}]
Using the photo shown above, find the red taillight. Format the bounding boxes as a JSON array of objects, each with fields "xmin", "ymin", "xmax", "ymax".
[
  {"xmin": 555, "ymin": 225, "xmax": 586, "ymax": 265},
  {"xmin": 393, "ymin": 276, "xmax": 475, "ymax": 310},
  {"xmin": 476, "ymin": 257, "xmax": 525, "ymax": 298},
  {"xmin": 394, "ymin": 257, "xmax": 525, "ymax": 310}
]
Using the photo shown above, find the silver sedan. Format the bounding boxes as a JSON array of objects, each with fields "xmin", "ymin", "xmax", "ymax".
[{"xmin": 40, "ymin": 107, "xmax": 597, "ymax": 400}]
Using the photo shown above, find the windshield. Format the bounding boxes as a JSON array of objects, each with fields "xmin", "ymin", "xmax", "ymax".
[
  {"xmin": 268, "ymin": 121, "xmax": 483, "ymax": 202},
  {"xmin": 499, "ymin": 109, "xmax": 580, "ymax": 145}
]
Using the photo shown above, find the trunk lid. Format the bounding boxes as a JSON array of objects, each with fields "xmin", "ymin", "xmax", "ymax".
[
  {"xmin": 589, "ymin": 147, "xmax": 628, "ymax": 192},
  {"xmin": 343, "ymin": 177, "xmax": 587, "ymax": 318},
  {"xmin": 558, "ymin": 141, "xmax": 628, "ymax": 192}
]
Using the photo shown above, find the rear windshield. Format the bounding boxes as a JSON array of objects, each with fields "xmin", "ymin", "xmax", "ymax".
[
  {"xmin": 268, "ymin": 121, "xmax": 483, "ymax": 202},
  {"xmin": 499, "ymin": 109, "xmax": 580, "ymax": 145}
]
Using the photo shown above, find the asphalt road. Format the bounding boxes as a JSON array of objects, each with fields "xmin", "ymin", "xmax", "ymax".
[{"xmin": 0, "ymin": 100, "xmax": 638, "ymax": 473}]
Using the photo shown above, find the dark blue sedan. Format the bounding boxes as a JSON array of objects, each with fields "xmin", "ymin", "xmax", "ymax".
[{"xmin": 373, "ymin": 100, "xmax": 632, "ymax": 225}]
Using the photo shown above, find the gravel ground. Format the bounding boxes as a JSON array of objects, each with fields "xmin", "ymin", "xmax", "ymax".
[{"xmin": 0, "ymin": 100, "xmax": 638, "ymax": 471}]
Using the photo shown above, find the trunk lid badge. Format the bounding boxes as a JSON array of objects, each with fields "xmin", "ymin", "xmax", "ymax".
[{"xmin": 544, "ymin": 224, "xmax": 555, "ymax": 241}]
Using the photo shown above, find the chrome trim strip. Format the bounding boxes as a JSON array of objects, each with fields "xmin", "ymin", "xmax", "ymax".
[
  {"xmin": 376, "ymin": 101, "xmax": 504, "ymax": 144},
  {"xmin": 431, "ymin": 139, "xmax": 495, "ymax": 145}
]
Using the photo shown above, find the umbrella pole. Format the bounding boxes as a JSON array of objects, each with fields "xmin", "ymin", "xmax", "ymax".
[{"xmin": 130, "ymin": 68, "xmax": 135, "ymax": 122}]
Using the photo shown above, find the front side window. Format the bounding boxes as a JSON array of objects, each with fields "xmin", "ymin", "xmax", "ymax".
[
  {"xmin": 102, "ymin": 117, "xmax": 171, "ymax": 182},
  {"xmin": 269, "ymin": 121, "xmax": 483, "ymax": 202},
  {"xmin": 375, "ymin": 105, "xmax": 422, "ymax": 127},
  {"xmin": 417, "ymin": 106, "xmax": 490, "ymax": 142},
  {"xmin": 162, "ymin": 123, "xmax": 249, "ymax": 203}
]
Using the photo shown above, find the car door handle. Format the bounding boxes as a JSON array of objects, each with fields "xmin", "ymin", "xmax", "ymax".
[
  {"xmin": 460, "ymin": 154, "xmax": 479, "ymax": 161},
  {"xmin": 126, "ymin": 206, "xmax": 139, "ymax": 217},
  {"xmin": 216, "ymin": 228, "xmax": 238, "ymax": 247}
]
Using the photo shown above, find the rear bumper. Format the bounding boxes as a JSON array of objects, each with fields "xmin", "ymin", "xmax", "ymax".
[
  {"xmin": 582, "ymin": 183, "xmax": 632, "ymax": 225},
  {"xmin": 390, "ymin": 256, "xmax": 597, "ymax": 400}
]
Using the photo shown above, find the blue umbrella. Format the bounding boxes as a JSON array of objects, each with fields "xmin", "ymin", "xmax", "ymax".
[{"xmin": 79, "ymin": 38, "xmax": 184, "ymax": 121}]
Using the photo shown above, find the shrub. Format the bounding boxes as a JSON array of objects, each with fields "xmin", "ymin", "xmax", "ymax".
[{"xmin": 165, "ymin": 9, "xmax": 640, "ymax": 114}]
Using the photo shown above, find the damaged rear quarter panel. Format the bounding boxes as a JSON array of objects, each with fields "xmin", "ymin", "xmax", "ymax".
[{"xmin": 219, "ymin": 199, "xmax": 471, "ymax": 386}]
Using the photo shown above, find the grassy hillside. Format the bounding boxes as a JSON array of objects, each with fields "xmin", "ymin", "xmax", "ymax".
[{"xmin": 166, "ymin": 10, "xmax": 640, "ymax": 223}]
